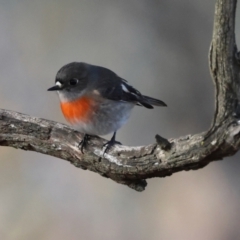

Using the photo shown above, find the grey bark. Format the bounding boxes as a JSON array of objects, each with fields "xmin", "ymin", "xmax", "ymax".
[{"xmin": 0, "ymin": 0, "xmax": 239, "ymax": 191}]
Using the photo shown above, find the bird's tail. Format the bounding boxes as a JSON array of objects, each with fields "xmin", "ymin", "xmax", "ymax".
[{"xmin": 139, "ymin": 95, "xmax": 167, "ymax": 109}]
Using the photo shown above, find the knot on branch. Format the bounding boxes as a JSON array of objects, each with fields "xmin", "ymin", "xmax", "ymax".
[{"xmin": 155, "ymin": 134, "xmax": 171, "ymax": 151}]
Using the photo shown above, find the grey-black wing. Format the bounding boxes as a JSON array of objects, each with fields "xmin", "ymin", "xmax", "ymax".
[{"xmin": 96, "ymin": 75, "xmax": 167, "ymax": 109}]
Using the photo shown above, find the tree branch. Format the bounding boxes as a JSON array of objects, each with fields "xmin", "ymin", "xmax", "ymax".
[{"xmin": 1, "ymin": 0, "xmax": 239, "ymax": 191}]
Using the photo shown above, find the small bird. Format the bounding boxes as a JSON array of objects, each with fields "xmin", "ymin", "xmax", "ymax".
[{"xmin": 48, "ymin": 62, "xmax": 166, "ymax": 153}]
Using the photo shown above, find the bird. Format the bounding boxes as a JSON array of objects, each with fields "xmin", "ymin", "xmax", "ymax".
[{"xmin": 48, "ymin": 62, "xmax": 166, "ymax": 154}]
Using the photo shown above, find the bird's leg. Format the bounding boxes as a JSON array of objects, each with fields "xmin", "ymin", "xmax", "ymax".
[
  {"xmin": 78, "ymin": 134, "xmax": 91, "ymax": 153},
  {"xmin": 103, "ymin": 131, "xmax": 121, "ymax": 155}
]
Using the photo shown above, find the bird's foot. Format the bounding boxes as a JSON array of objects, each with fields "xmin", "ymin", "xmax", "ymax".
[
  {"xmin": 78, "ymin": 134, "xmax": 91, "ymax": 153},
  {"xmin": 102, "ymin": 132, "xmax": 121, "ymax": 155}
]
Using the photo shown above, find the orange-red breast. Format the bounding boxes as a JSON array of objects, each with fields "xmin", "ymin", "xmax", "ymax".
[{"xmin": 48, "ymin": 62, "xmax": 166, "ymax": 153}]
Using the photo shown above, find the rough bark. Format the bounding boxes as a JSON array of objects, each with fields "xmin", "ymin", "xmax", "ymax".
[{"xmin": 0, "ymin": 0, "xmax": 239, "ymax": 191}]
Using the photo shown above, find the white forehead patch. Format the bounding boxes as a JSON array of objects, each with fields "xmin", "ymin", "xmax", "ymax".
[{"xmin": 56, "ymin": 81, "xmax": 62, "ymax": 87}]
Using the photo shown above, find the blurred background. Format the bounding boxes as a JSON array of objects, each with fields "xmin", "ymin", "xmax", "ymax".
[{"xmin": 1, "ymin": 0, "xmax": 240, "ymax": 239}]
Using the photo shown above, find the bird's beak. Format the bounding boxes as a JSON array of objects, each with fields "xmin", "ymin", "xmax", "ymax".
[
  {"xmin": 47, "ymin": 81, "xmax": 62, "ymax": 91},
  {"xmin": 47, "ymin": 85, "xmax": 61, "ymax": 91}
]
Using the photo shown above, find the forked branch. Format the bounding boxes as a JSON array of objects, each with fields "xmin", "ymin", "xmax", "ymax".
[{"xmin": 0, "ymin": 0, "xmax": 239, "ymax": 191}]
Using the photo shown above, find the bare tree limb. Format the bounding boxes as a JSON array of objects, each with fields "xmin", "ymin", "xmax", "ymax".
[{"xmin": 0, "ymin": 0, "xmax": 239, "ymax": 191}]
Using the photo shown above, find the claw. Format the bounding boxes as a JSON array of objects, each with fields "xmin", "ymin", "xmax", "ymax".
[
  {"xmin": 78, "ymin": 134, "xmax": 90, "ymax": 153},
  {"xmin": 102, "ymin": 131, "xmax": 121, "ymax": 155}
]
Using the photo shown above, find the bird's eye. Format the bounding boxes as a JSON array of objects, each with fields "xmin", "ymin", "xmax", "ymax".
[{"xmin": 69, "ymin": 78, "xmax": 79, "ymax": 86}]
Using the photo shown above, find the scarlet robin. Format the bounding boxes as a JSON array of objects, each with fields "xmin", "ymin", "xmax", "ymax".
[{"xmin": 48, "ymin": 62, "xmax": 166, "ymax": 153}]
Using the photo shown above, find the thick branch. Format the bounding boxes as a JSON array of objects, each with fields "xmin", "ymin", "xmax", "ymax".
[
  {"xmin": 0, "ymin": 0, "xmax": 240, "ymax": 191},
  {"xmin": 209, "ymin": 0, "xmax": 239, "ymax": 127}
]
